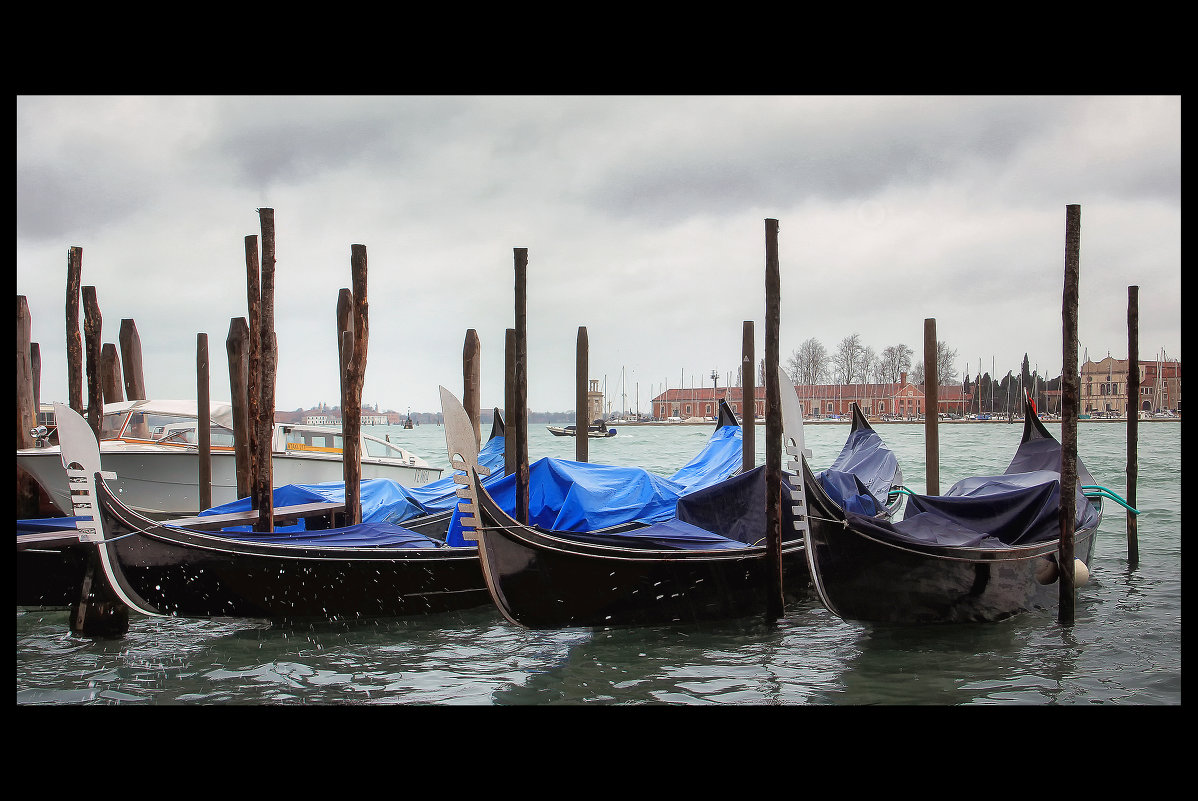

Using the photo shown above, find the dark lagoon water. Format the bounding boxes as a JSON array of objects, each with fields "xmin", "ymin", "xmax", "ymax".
[{"xmin": 16, "ymin": 418, "xmax": 1181, "ymax": 705}]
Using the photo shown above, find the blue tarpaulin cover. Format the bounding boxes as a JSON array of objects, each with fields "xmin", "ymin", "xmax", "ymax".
[
  {"xmin": 445, "ymin": 418, "xmax": 745, "ymax": 546},
  {"xmin": 200, "ymin": 434, "xmax": 507, "ymax": 533}
]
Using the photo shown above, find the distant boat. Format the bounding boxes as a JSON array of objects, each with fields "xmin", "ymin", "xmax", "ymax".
[
  {"xmin": 17, "ymin": 399, "xmax": 442, "ymax": 518},
  {"xmin": 546, "ymin": 420, "xmax": 616, "ymax": 438}
]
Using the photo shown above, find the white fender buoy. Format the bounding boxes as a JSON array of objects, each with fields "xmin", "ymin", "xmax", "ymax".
[{"xmin": 1074, "ymin": 559, "xmax": 1090, "ymax": 586}]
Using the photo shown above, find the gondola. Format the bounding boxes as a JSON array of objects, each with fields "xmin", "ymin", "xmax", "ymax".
[
  {"xmin": 41, "ymin": 397, "xmax": 746, "ymax": 622},
  {"xmin": 802, "ymin": 397, "xmax": 1105, "ymax": 624},
  {"xmin": 438, "ymin": 374, "xmax": 904, "ymax": 629}
]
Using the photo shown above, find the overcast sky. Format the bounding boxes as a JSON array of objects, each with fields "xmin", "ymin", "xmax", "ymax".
[{"xmin": 16, "ymin": 95, "xmax": 1181, "ymax": 416}]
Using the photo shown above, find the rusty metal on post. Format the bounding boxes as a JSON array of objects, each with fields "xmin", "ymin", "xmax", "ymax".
[
  {"xmin": 464, "ymin": 329, "xmax": 481, "ymax": 448},
  {"xmin": 1059, "ymin": 204, "xmax": 1081, "ymax": 624},
  {"xmin": 82, "ymin": 287, "xmax": 103, "ymax": 439},
  {"xmin": 101, "ymin": 344, "xmax": 124, "ymax": 403},
  {"xmin": 119, "ymin": 319, "xmax": 146, "ymax": 401},
  {"xmin": 197, "ymin": 332, "xmax": 212, "ymax": 511},
  {"xmin": 66, "ymin": 247, "xmax": 84, "ymax": 414},
  {"xmin": 742, "ymin": 320, "xmax": 755, "ymax": 472},
  {"xmin": 226, "ymin": 316, "xmax": 252, "ymax": 499},
  {"xmin": 253, "ymin": 209, "xmax": 277, "ymax": 532},
  {"xmin": 513, "ymin": 248, "xmax": 529, "ymax": 525},
  {"xmin": 1126, "ymin": 285, "xmax": 1140, "ymax": 569},
  {"xmin": 923, "ymin": 318, "xmax": 939, "ymax": 496},
  {"xmin": 763, "ymin": 219, "xmax": 784, "ymax": 622},
  {"xmin": 576, "ymin": 326, "xmax": 588, "ymax": 463}
]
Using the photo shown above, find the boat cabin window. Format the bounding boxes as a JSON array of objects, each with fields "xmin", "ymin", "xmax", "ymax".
[
  {"xmin": 363, "ymin": 435, "xmax": 412, "ymax": 461},
  {"xmin": 285, "ymin": 429, "xmax": 343, "ymax": 453},
  {"xmin": 124, "ymin": 411, "xmax": 235, "ymax": 447},
  {"xmin": 101, "ymin": 410, "xmax": 132, "ymax": 439}
]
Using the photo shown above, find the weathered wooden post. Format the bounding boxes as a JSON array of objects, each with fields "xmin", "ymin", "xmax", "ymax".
[
  {"xmin": 1059, "ymin": 204, "xmax": 1081, "ymax": 624},
  {"xmin": 513, "ymin": 248, "xmax": 530, "ymax": 525},
  {"xmin": 17, "ymin": 295, "xmax": 40, "ymax": 518},
  {"xmin": 82, "ymin": 287, "xmax": 103, "ymax": 439},
  {"xmin": 253, "ymin": 209, "xmax": 278, "ymax": 533},
  {"xmin": 576, "ymin": 326, "xmax": 588, "ymax": 462},
  {"xmin": 742, "ymin": 320, "xmax": 755, "ymax": 471},
  {"xmin": 244, "ymin": 235, "xmax": 262, "ymax": 509},
  {"xmin": 504, "ymin": 328, "xmax": 515, "ymax": 475},
  {"xmin": 339, "ymin": 245, "xmax": 369, "ymax": 526},
  {"xmin": 197, "ymin": 332, "xmax": 212, "ymax": 511},
  {"xmin": 101, "ymin": 343, "xmax": 124, "ymax": 403},
  {"xmin": 1126, "ymin": 285, "xmax": 1140, "ymax": 569},
  {"xmin": 66, "ymin": 247, "xmax": 84, "ymax": 415},
  {"xmin": 464, "ymin": 328, "xmax": 481, "ymax": 448},
  {"xmin": 118, "ymin": 319, "xmax": 146, "ymax": 401},
  {"xmin": 226, "ymin": 316, "xmax": 252, "ymax": 498},
  {"xmin": 31, "ymin": 342, "xmax": 40, "ymax": 415},
  {"xmin": 923, "ymin": 318, "xmax": 939, "ymax": 496},
  {"xmin": 763, "ymin": 219, "xmax": 784, "ymax": 622}
]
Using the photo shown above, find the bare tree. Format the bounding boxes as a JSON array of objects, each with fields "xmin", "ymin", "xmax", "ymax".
[
  {"xmin": 913, "ymin": 340, "xmax": 960, "ymax": 386},
  {"xmin": 859, "ymin": 346, "xmax": 878, "ymax": 385},
  {"xmin": 832, "ymin": 333, "xmax": 865, "ymax": 384},
  {"xmin": 786, "ymin": 337, "xmax": 827, "ymax": 385},
  {"xmin": 880, "ymin": 343, "xmax": 914, "ymax": 383}
]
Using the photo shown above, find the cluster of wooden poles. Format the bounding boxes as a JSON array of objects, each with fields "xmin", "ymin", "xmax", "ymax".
[{"xmin": 15, "ymin": 205, "xmax": 1141, "ymax": 628}]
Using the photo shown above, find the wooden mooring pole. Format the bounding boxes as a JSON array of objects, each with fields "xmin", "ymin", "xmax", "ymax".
[
  {"xmin": 923, "ymin": 318, "xmax": 940, "ymax": 496},
  {"xmin": 763, "ymin": 219, "xmax": 784, "ymax": 622},
  {"xmin": 226, "ymin": 316, "xmax": 252, "ymax": 499},
  {"xmin": 101, "ymin": 344, "xmax": 124, "ymax": 403},
  {"xmin": 339, "ymin": 246, "xmax": 369, "ymax": 526},
  {"xmin": 66, "ymin": 247, "xmax": 84, "ymax": 415},
  {"xmin": 464, "ymin": 329, "xmax": 481, "ymax": 448},
  {"xmin": 1058, "ymin": 203, "xmax": 1081, "ymax": 625},
  {"xmin": 513, "ymin": 248, "xmax": 529, "ymax": 525},
  {"xmin": 17, "ymin": 295, "xmax": 40, "ymax": 518},
  {"xmin": 1126, "ymin": 285, "xmax": 1140, "ymax": 569},
  {"xmin": 82, "ymin": 287, "xmax": 103, "ymax": 439},
  {"xmin": 742, "ymin": 320, "xmax": 755, "ymax": 471},
  {"xmin": 119, "ymin": 319, "xmax": 146, "ymax": 401},
  {"xmin": 197, "ymin": 332, "xmax": 212, "ymax": 512},
  {"xmin": 576, "ymin": 326, "xmax": 588, "ymax": 463},
  {"xmin": 253, "ymin": 209, "xmax": 278, "ymax": 532},
  {"xmin": 505, "ymin": 328, "xmax": 516, "ymax": 476}
]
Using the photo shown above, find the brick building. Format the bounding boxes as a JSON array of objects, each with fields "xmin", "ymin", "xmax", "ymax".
[{"xmin": 651, "ymin": 372, "xmax": 973, "ymax": 420}]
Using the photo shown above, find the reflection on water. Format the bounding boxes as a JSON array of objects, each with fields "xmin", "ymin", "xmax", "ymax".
[{"xmin": 17, "ymin": 421, "xmax": 1181, "ymax": 705}]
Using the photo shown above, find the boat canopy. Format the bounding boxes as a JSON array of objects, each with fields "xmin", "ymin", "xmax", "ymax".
[
  {"xmin": 813, "ymin": 422, "xmax": 900, "ymax": 514},
  {"xmin": 444, "ymin": 416, "xmax": 745, "ymax": 546},
  {"xmin": 199, "ymin": 433, "xmax": 507, "ymax": 532},
  {"xmin": 845, "ymin": 469, "xmax": 1101, "ymax": 549}
]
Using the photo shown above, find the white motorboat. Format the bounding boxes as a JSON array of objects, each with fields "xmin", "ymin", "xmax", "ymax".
[{"xmin": 17, "ymin": 399, "xmax": 442, "ymax": 518}]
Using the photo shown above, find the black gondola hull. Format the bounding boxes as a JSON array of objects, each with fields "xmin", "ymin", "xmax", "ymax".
[
  {"xmin": 95, "ymin": 482, "xmax": 490, "ymax": 621},
  {"xmin": 471, "ymin": 473, "xmax": 810, "ymax": 629},
  {"xmin": 804, "ymin": 506, "xmax": 1100, "ymax": 624}
]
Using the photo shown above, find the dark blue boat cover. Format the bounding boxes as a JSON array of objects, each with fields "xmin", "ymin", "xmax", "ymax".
[
  {"xmin": 444, "ymin": 419, "xmax": 745, "ymax": 546},
  {"xmin": 815, "ymin": 423, "xmax": 899, "ymax": 515},
  {"xmin": 181, "ymin": 519, "xmax": 445, "ymax": 548},
  {"xmin": 843, "ymin": 422, "xmax": 1101, "ymax": 550}
]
